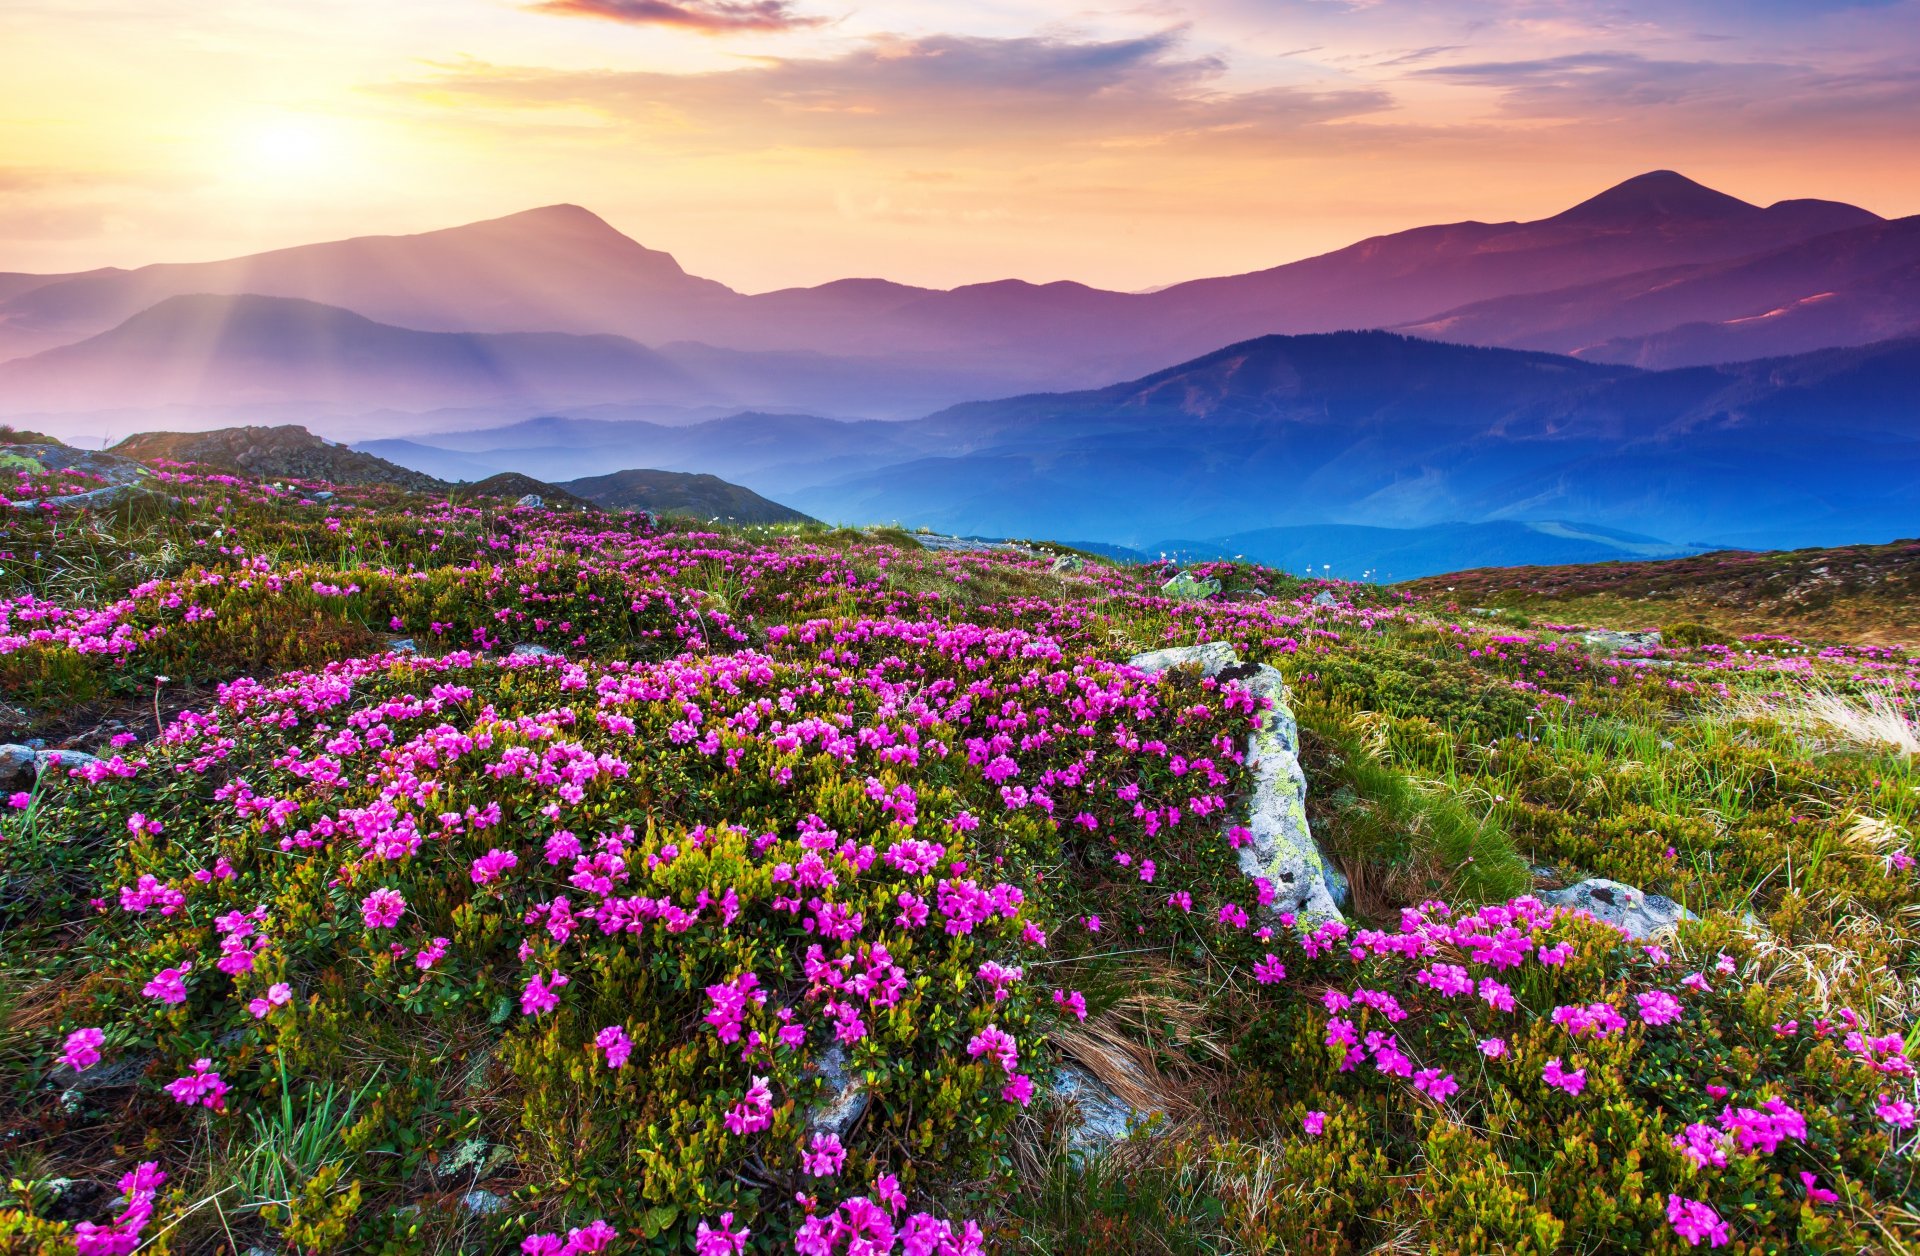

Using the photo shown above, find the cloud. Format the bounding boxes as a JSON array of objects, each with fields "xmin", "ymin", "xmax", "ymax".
[
  {"xmin": 525, "ymin": 0, "xmax": 824, "ymax": 33},
  {"xmin": 393, "ymin": 29, "xmax": 1393, "ymax": 153}
]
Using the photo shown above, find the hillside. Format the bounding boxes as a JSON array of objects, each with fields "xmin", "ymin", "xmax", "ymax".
[
  {"xmin": 111, "ymin": 424, "xmax": 446, "ymax": 492},
  {"xmin": 558, "ymin": 467, "xmax": 815, "ymax": 524},
  {"xmin": 1, "ymin": 461, "xmax": 1916, "ymax": 1252},
  {"xmin": 1404, "ymin": 536, "xmax": 1920, "ymax": 646}
]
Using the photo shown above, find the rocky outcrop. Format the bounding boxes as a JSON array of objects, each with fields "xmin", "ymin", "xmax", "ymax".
[
  {"xmin": 1578, "ymin": 628, "xmax": 1662, "ymax": 654},
  {"xmin": 1050, "ymin": 554, "xmax": 1085, "ymax": 574},
  {"xmin": 1127, "ymin": 642, "xmax": 1344, "ymax": 922},
  {"xmin": 1158, "ymin": 571, "xmax": 1220, "ymax": 601},
  {"xmin": 2, "ymin": 443, "xmax": 156, "ymax": 512},
  {"xmin": 805, "ymin": 1043, "xmax": 870, "ymax": 1138},
  {"xmin": 1540, "ymin": 878, "xmax": 1697, "ymax": 939},
  {"xmin": 1050, "ymin": 1063, "xmax": 1163, "ymax": 1155}
]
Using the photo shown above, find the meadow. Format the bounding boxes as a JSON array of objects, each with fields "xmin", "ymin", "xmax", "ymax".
[{"xmin": 1, "ymin": 456, "xmax": 1917, "ymax": 1254}]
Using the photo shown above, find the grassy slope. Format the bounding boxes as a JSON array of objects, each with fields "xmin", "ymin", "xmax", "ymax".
[
  {"xmin": 1402, "ymin": 537, "xmax": 1920, "ymax": 647},
  {"xmin": 0, "ymin": 465, "xmax": 1917, "ymax": 1253}
]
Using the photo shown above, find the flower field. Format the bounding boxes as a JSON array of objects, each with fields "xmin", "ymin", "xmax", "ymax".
[{"xmin": 2, "ymin": 461, "xmax": 1918, "ymax": 1253}]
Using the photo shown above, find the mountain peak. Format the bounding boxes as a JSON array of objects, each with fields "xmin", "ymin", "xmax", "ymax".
[{"xmin": 1549, "ymin": 171, "xmax": 1759, "ymax": 225}]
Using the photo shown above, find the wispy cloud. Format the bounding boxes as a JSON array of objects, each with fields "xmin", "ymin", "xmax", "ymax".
[
  {"xmin": 525, "ymin": 0, "xmax": 825, "ymax": 33},
  {"xmin": 393, "ymin": 29, "xmax": 1393, "ymax": 152}
]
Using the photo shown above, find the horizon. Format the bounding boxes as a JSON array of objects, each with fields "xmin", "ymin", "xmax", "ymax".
[
  {"xmin": 5, "ymin": 0, "xmax": 1920, "ymax": 290},
  {"xmin": 0, "ymin": 167, "xmax": 1898, "ymax": 296}
]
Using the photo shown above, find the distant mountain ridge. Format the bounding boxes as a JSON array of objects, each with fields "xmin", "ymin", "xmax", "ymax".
[{"xmin": 0, "ymin": 170, "xmax": 1907, "ymax": 423}]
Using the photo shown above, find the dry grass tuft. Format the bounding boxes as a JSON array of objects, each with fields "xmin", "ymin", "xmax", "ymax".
[{"xmin": 1733, "ymin": 688, "xmax": 1919, "ymax": 758}]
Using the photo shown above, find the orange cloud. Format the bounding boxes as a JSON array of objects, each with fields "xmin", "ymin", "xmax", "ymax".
[{"xmin": 525, "ymin": 0, "xmax": 825, "ymax": 33}]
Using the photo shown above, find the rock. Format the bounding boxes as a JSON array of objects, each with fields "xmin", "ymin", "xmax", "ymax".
[
  {"xmin": 1128, "ymin": 642, "xmax": 1342, "ymax": 922},
  {"xmin": 46, "ymin": 1050, "xmax": 154, "ymax": 1093},
  {"xmin": 1050, "ymin": 553, "xmax": 1085, "ymax": 574},
  {"xmin": 806, "ymin": 1043, "xmax": 870, "ymax": 1138},
  {"xmin": 1578, "ymin": 628, "xmax": 1663, "ymax": 654},
  {"xmin": 909, "ymin": 533, "xmax": 1019, "ymax": 554},
  {"xmin": 1051, "ymin": 1063, "xmax": 1162, "ymax": 1155},
  {"xmin": 1311, "ymin": 590, "xmax": 1337, "ymax": 607},
  {"xmin": 310, "ymin": 490, "xmax": 335, "ymax": 501},
  {"xmin": 387, "ymin": 638, "xmax": 418, "ymax": 654},
  {"xmin": 514, "ymin": 494, "xmax": 543, "ymax": 509},
  {"xmin": 508, "ymin": 643, "xmax": 557, "ymax": 659},
  {"xmin": 0, "ymin": 743, "xmax": 35, "ymax": 791},
  {"xmin": 1539, "ymin": 878, "xmax": 1697, "ymax": 939},
  {"xmin": 1158, "ymin": 570, "xmax": 1220, "ymax": 601},
  {"xmin": 1127, "ymin": 642, "xmax": 1242, "ymax": 678},
  {"xmin": 460, "ymin": 1189, "xmax": 507, "ymax": 1217},
  {"xmin": 34, "ymin": 748, "xmax": 99, "ymax": 778}
]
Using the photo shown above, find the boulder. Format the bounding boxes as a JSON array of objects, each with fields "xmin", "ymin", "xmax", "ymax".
[
  {"xmin": 1, "ymin": 444, "xmax": 154, "ymax": 513},
  {"xmin": 310, "ymin": 490, "xmax": 335, "ymax": 502},
  {"xmin": 1051, "ymin": 1063, "xmax": 1163, "ymax": 1155},
  {"xmin": 514, "ymin": 494, "xmax": 544, "ymax": 509},
  {"xmin": 460, "ymin": 1189, "xmax": 507, "ymax": 1217},
  {"xmin": 1539, "ymin": 878, "xmax": 1697, "ymax": 939},
  {"xmin": 1158, "ymin": 571, "xmax": 1220, "ymax": 601},
  {"xmin": 34, "ymin": 748, "xmax": 99, "ymax": 778},
  {"xmin": 1311, "ymin": 590, "xmax": 1337, "ymax": 607},
  {"xmin": 387, "ymin": 638, "xmax": 419, "ymax": 654},
  {"xmin": 805, "ymin": 1043, "xmax": 869, "ymax": 1138},
  {"xmin": 0, "ymin": 743, "xmax": 36, "ymax": 792},
  {"xmin": 508, "ymin": 643, "xmax": 557, "ymax": 659},
  {"xmin": 1127, "ymin": 643, "xmax": 1343, "ymax": 922},
  {"xmin": 1050, "ymin": 554, "xmax": 1085, "ymax": 574},
  {"xmin": 1578, "ymin": 628, "xmax": 1663, "ymax": 654}
]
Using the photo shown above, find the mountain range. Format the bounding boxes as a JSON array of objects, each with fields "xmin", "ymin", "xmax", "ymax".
[{"xmin": 2, "ymin": 169, "xmax": 1916, "ymax": 575}]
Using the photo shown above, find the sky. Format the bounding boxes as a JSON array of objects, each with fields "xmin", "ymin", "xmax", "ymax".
[{"xmin": 2, "ymin": 0, "xmax": 1916, "ymax": 292}]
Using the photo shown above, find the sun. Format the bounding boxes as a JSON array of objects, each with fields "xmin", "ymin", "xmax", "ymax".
[{"xmin": 231, "ymin": 113, "xmax": 357, "ymax": 184}]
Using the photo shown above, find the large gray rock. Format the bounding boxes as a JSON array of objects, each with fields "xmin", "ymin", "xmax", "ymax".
[
  {"xmin": 0, "ymin": 743, "xmax": 36, "ymax": 792},
  {"xmin": 1051, "ymin": 1063, "xmax": 1163, "ymax": 1155},
  {"xmin": 508, "ymin": 643, "xmax": 557, "ymax": 659},
  {"xmin": 1311, "ymin": 590, "xmax": 1337, "ymax": 607},
  {"xmin": 1, "ymin": 444, "xmax": 155, "ymax": 513},
  {"xmin": 1158, "ymin": 571, "xmax": 1220, "ymax": 601},
  {"xmin": 805, "ymin": 1043, "xmax": 870, "ymax": 1138},
  {"xmin": 1539, "ymin": 878, "xmax": 1697, "ymax": 939},
  {"xmin": 1579, "ymin": 629, "xmax": 1663, "ymax": 654},
  {"xmin": 514, "ymin": 494, "xmax": 543, "ymax": 509},
  {"xmin": 1127, "ymin": 642, "xmax": 1343, "ymax": 922},
  {"xmin": 1050, "ymin": 554, "xmax": 1085, "ymax": 574},
  {"xmin": 33, "ymin": 748, "xmax": 99, "ymax": 779}
]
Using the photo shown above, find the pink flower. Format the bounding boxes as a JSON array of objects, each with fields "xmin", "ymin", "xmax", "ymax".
[
  {"xmin": 1085, "ymin": 914, "xmax": 1102, "ymax": 933},
  {"xmin": 521, "ymin": 970, "xmax": 569, "ymax": 1017},
  {"xmin": 164, "ymin": 1058, "xmax": 228, "ymax": 1111},
  {"xmin": 1052, "ymin": 989, "xmax": 1088, "ymax": 1021},
  {"xmin": 1478, "ymin": 1037, "xmax": 1507, "ymax": 1058},
  {"xmin": 6, "ymin": 792, "xmax": 29, "ymax": 809},
  {"xmin": 595, "ymin": 1024, "xmax": 633, "ymax": 1069},
  {"xmin": 360, "ymin": 888, "xmax": 406, "ymax": 929},
  {"xmin": 142, "ymin": 962, "xmax": 191, "ymax": 1004},
  {"xmin": 1666, "ymin": 1194, "xmax": 1729, "ymax": 1248},
  {"xmin": 469, "ymin": 848, "xmax": 519, "ymax": 885},
  {"xmin": 1800, "ymin": 1172, "xmax": 1839, "ymax": 1206},
  {"xmin": 1876, "ymin": 1095, "xmax": 1916, "ymax": 1129},
  {"xmin": 1002, "ymin": 1072, "xmax": 1035, "ymax": 1106},
  {"xmin": 724, "ymin": 1075, "xmax": 774, "ymax": 1134},
  {"xmin": 695, "ymin": 1212, "xmax": 750, "ymax": 1256},
  {"xmin": 1414, "ymin": 1069, "xmax": 1459, "ymax": 1103},
  {"xmin": 62, "ymin": 1027, "xmax": 105, "ymax": 1072},
  {"xmin": 1541, "ymin": 1057, "xmax": 1586, "ymax": 1096},
  {"xmin": 802, "ymin": 1131, "xmax": 847, "ymax": 1177},
  {"xmin": 1253, "ymin": 954, "xmax": 1287, "ymax": 984},
  {"xmin": 1302, "ymin": 1110, "xmax": 1326, "ymax": 1137},
  {"xmin": 1637, "ymin": 990, "xmax": 1683, "ymax": 1026},
  {"xmin": 247, "ymin": 982, "xmax": 293, "ymax": 1019},
  {"xmin": 414, "ymin": 937, "xmax": 451, "ymax": 970}
]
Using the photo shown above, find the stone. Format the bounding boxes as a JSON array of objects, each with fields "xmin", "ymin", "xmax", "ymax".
[
  {"xmin": 908, "ymin": 533, "xmax": 1019, "ymax": 554},
  {"xmin": 805, "ymin": 1043, "xmax": 870, "ymax": 1138},
  {"xmin": 310, "ymin": 490, "xmax": 335, "ymax": 501},
  {"xmin": 387, "ymin": 638, "xmax": 418, "ymax": 654},
  {"xmin": 460, "ymin": 1189, "xmax": 507, "ymax": 1216},
  {"xmin": 1049, "ymin": 553, "xmax": 1085, "ymax": 573},
  {"xmin": 514, "ymin": 494, "xmax": 544, "ymax": 509},
  {"xmin": 1539, "ymin": 878, "xmax": 1697, "ymax": 939},
  {"xmin": 34, "ymin": 748, "xmax": 99, "ymax": 778},
  {"xmin": 1127, "ymin": 642, "xmax": 1342, "ymax": 922},
  {"xmin": 1578, "ymin": 628, "xmax": 1663, "ymax": 654},
  {"xmin": 0, "ymin": 743, "xmax": 35, "ymax": 791},
  {"xmin": 1311, "ymin": 590, "xmax": 1337, "ymax": 607},
  {"xmin": 1158, "ymin": 570, "xmax": 1220, "ymax": 601},
  {"xmin": 509, "ymin": 643, "xmax": 557, "ymax": 658},
  {"xmin": 46, "ymin": 1049, "xmax": 154, "ymax": 1093},
  {"xmin": 1051, "ymin": 1063, "xmax": 1163, "ymax": 1155}
]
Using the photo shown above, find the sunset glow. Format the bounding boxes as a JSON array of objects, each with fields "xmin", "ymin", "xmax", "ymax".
[{"xmin": 2, "ymin": 1, "xmax": 1917, "ymax": 289}]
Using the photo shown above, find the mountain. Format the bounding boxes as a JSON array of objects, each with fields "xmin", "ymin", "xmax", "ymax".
[
  {"xmin": 557, "ymin": 468, "xmax": 814, "ymax": 524},
  {"xmin": 0, "ymin": 294, "xmax": 713, "ymax": 412},
  {"xmin": 1401, "ymin": 215, "xmax": 1920, "ymax": 366},
  {"xmin": 0, "ymin": 205, "xmax": 733, "ymax": 361},
  {"xmin": 1, "ymin": 172, "xmax": 1893, "ymax": 411},
  {"xmin": 366, "ymin": 331, "xmax": 1920, "ymax": 563},
  {"xmin": 112, "ymin": 424, "xmax": 445, "ymax": 491},
  {"xmin": 1155, "ymin": 520, "xmax": 1707, "ymax": 582}
]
